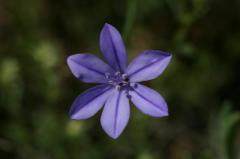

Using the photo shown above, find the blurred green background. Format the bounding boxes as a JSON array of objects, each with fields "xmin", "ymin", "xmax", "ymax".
[{"xmin": 0, "ymin": 0, "xmax": 240, "ymax": 159}]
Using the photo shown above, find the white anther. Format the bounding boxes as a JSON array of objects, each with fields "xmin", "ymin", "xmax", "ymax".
[
  {"xmin": 122, "ymin": 74, "xmax": 128, "ymax": 80},
  {"xmin": 115, "ymin": 85, "xmax": 121, "ymax": 91},
  {"xmin": 105, "ymin": 73, "xmax": 110, "ymax": 79},
  {"xmin": 115, "ymin": 71, "xmax": 121, "ymax": 76},
  {"xmin": 108, "ymin": 80, "xmax": 114, "ymax": 84}
]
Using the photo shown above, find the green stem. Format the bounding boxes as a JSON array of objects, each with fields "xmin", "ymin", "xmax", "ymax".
[{"xmin": 123, "ymin": 0, "xmax": 138, "ymax": 42}]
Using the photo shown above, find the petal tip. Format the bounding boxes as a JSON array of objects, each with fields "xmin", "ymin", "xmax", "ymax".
[
  {"xmin": 68, "ymin": 110, "xmax": 88, "ymax": 120},
  {"xmin": 157, "ymin": 108, "xmax": 169, "ymax": 117},
  {"xmin": 157, "ymin": 50, "xmax": 172, "ymax": 57},
  {"xmin": 148, "ymin": 50, "xmax": 172, "ymax": 58},
  {"xmin": 167, "ymin": 53, "xmax": 172, "ymax": 59},
  {"xmin": 69, "ymin": 109, "xmax": 78, "ymax": 120},
  {"xmin": 68, "ymin": 104, "xmax": 87, "ymax": 120},
  {"xmin": 106, "ymin": 131, "xmax": 121, "ymax": 139},
  {"xmin": 102, "ymin": 23, "xmax": 118, "ymax": 34},
  {"xmin": 103, "ymin": 23, "xmax": 113, "ymax": 28},
  {"xmin": 162, "ymin": 110, "xmax": 169, "ymax": 117},
  {"xmin": 164, "ymin": 53, "xmax": 172, "ymax": 62},
  {"xmin": 102, "ymin": 23, "xmax": 111, "ymax": 31},
  {"xmin": 158, "ymin": 103, "xmax": 169, "ymax": 117},
  {"xmin": 66, "ymin": 54, "xmax": 78, "ymax": 67},
  {"xmin": 66, "ymin": 55, "xmax": 73, "ymax": 65},
  {"xmin": 104, "ymin": 22, "xmax": 110, "ymax": 26},
  {"xmin": 110, "ymin": 134, "xmax": 120, "ymax": 139},
  {"xmin": 147, "ymin": 111, "xmax": 169, "ymax": 118},
  {"xmin": 69, "ymin": 115, "xmax": 78, "ymax": 120}
]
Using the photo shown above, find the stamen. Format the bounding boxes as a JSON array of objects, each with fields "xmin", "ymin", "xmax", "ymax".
[
  {"xmin": 115, "ymin": 71, "xmax": 121, "ymax": 76},
  {"xmin": 122, "ymin": 74, "xmax": 128, "ymax": 80},
  {"xmin": 108, "ymin": 80, "xmax": 114, "ymax": 84},
  {"xmin": 106, "ymin": 72, "xmax": 130, "ymax": 90},
  {"xmin": 105, "ymin": 73, "xmax": 110, "ymax": 79},
  {"xmin": 115, "ymin": 85, "xmax": 121, "ymax": 91}
]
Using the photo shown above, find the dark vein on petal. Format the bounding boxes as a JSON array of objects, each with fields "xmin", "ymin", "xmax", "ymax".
[
  {"xmin": 113, "ymin": 91, "xmax": 121, "ymax": 136},
  {"xmin": 128, "ymin": 58, "xmax": 163, "ymax": 78},
  {"xmin": 133, "ymin": 88, "xmax": 165, "ymax": 112},
  {"xmin": 107, "ymin": 27, "xmax": 121, "ymax": 72},
  {"xmin": 71, "ymin": 86, "xmax": 112, "ymax": 114},
  {"xmin": 71, "ymin": 59, "xmax": 106, "ymax": 76}
]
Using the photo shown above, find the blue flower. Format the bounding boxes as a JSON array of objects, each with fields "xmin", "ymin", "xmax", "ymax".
[{"xmin": 67, "ymin": 23, "xmax": 172, "ymax": 139}]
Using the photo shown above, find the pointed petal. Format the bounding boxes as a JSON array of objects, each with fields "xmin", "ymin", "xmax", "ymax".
[
  {"xmin": 101, "ymin": 90, "xmax": 130, "ymax": 139},
  {"xmin": 69, "ymin": 85, "xmax": 113, "ymax": 120},
  {"xmin": 67, "ymin": 54, "xmax": 114, "ymax": 83},
  {"xmin": 129, "ymin": 84, "xmax": 168, "ymax": 117},
  {"xmin": 100, "ymin": 23, "xmax": 127, "ymax": 72},
  {"xmin": 126, "ymin": 50, "xmax": 172, "ymax": 82}
]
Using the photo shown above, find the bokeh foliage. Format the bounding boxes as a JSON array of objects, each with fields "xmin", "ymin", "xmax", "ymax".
[{"xmin": 0, "ymin": 0, "xmax": 240, "ymax": 159}]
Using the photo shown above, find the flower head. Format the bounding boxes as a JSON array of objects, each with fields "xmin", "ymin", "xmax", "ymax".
[{"xmin": 67, "ymin": 23, "xmax": 172, "ymax": 139}]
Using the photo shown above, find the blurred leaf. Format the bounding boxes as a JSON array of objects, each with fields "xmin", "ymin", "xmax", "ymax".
[
  {"xmin": 209, "ymin": 102, "xmax": 240, "ymax": 159},
  {"xmin": 138, "ymin": 151, "xmax": 155, "ymax": 159},
  {"xmin": 0, "ymin": 59, "xmax": 19, "ymax": 84},
  {"xmin": 65, "ymin": 121, "xmax": 85, "ymax": 137},
  {"xmin": 123, "ymin": 0, "xmax": 138, "ymax": 41},
  {"xmin": 166, "ymin": 0, "xmax": 210, "ymax": 26},
  {"xmin": 33, "ymin": 42, "xmax": 59, "ymax": 69},
  {"xmin": 0, "ymin": 58, "xmax": 23, "ymax": 116}
]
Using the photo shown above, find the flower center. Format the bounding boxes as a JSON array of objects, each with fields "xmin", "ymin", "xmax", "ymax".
[{"xmin": 105, "ymin": 71, "xmax": 129, "ymax": 90}]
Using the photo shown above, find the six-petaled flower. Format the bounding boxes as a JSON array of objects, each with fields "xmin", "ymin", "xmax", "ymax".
[{"xmin": 67, "ymin": 23, "xmax": 172, "ymax": 139}]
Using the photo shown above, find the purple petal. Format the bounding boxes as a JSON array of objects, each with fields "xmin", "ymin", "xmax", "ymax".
[
  {"xmin": 67, "ymin": 54, "xmax": 114, "ymax": 83},
  {"xmin": 129, "ymin": 84, "xmax": 168, "ymax": 117},
  {"xmin": 100, "ymin": 90, "xmax": 130, "ymax": 139},
  {"xmin": 126, "ymin": 50, "xmax": 172, "ymax": 82},
  {"xmin": 69, "ymin": 84, "xmax": 113, "ymax": 120},
  {"xmin": 100, "ymin": 23, "xmax": 127, "ymax": 72}
]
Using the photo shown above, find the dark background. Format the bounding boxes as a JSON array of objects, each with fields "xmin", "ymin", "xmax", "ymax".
[{"xmin": 0, "ymin": 0, "xmax": 240, "ymax": 159}]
